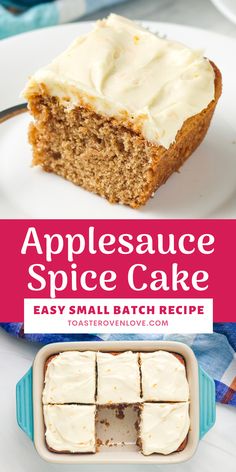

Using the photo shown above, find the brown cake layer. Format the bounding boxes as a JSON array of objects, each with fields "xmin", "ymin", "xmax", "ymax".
[
  {"xmin": 46, "ymin": 445, "xmax": 96, "ymax": 455},
  {"xmin": 44, "ymin": 354, "xmax": 57, "ymax": 376},
  {"xmin": 136, "ymin": 434, "xmax": 188, "ymax": 454},
  {"xmin": 170, "ymin": 352, "xmax": 185, "ymax": 366},
  {"xmin": 27, "ymin": 61, "xmax": 221, "ymax": 208}
]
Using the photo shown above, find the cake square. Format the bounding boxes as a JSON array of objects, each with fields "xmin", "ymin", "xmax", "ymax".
[
  {"xmin": 139, "ymin": 402, "xmax": 190, "ymax": 455},
  {"xmin": 23, "ymin": 14, "xmax": 221, "ymax": 208},
  {"xmin": 42, "ymin": 351, "xmax": 96, "ymax": 404},
  {"xmin": 43, "ymin": 404, "xmax": 96, "ymax": 453},
  {"xmin": 96, "ymin": 351, "xmax": 141, "ymax": 404},
  {"xmin": 140, "ymin": 351, "xmax": 189, "ymax": 401}
]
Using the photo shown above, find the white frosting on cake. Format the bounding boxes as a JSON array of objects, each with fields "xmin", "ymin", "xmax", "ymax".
[
  {"xmin": 96, "ymin": 351, "xmax": 141, "ymax": 404},
  {"xmin": 42, "ymin": 351, "xmax": 96, "ymax": 404},
  {"xmin": 140, "ymin": 402, "xmax": 190, "ymax": 455},
  {"xmin": 140, "ymin": 351, "xmax": 189, "ymax": 401},
  {"xmin": 43, "ymin": 404, "xmax": 96, "ymax": 453},
  {"xmin": 23, "ymin": 14, "xmax": 215, "ymax": 149}
]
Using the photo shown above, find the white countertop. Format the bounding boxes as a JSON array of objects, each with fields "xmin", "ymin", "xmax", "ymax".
[
  {"xmin": 83, "ymin": 0, "xmax": 236, "ymax": 38},
  {"xmin": 0, "ymin": 328, "xmax": 235, "ymax": 472}
]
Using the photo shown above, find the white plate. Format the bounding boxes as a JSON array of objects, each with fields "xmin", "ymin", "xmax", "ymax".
[
  {"xmin": 210, "ymin": 0, "xmax": 236, "ymax": 24},
  {"xmin": 0, "ymin": 22, "xmax": 236, "ymax": 219}
]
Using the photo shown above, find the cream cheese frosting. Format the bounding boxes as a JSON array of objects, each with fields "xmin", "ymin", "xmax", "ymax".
[
  {"xmin": 96, "ymin": 351, "xmax": 141, "ymax": 404},
  {"xmin": 23, "ymin": 14, "xmax": 215, "ymax": 149},
  {"xmin": 42, "ymin": 351, "xmax": 96, "ymax": 404},
  {"xmin": 140, "ymin": 402, "xmax": 190, "ymax": 455},
  {"xmin": 44, "ymin": 404, "xmax": 96, "ymax": 453},
  {"xmin": 140, "ymin": 351, "xmax": 189, "ymax": 401}
]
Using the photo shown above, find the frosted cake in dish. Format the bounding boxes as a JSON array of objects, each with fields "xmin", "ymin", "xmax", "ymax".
[
  {"xmin": 23, "ymin": 14, "xmax": 221, "ymax": 208},
  {"xmin": 42, "ymin": 349, "xmax": 190, "ymax": 455}
]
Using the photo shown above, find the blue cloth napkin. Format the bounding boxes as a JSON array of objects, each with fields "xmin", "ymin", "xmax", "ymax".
[
  {"xmin": 1, "ymin": 0, "xmax": 53, "ymax": 8},
  {"xmin": 0, "ymin": 0, "xmax": 127, "ymax": 39},
  {"xmin": 1, "ymin": 322, "xmax": 236, "ymax": 406}
]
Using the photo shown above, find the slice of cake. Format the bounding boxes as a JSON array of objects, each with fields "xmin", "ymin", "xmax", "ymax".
[
  {"xmin": 139, "ymin": 402, "xmax": 190, "ymax": 455},
  {"xmin": 23, "ymin": 14, "xmax": 221, "ymax": 208},
  {"xmin": 140, "ymin": 351, "xmax": 189, "ymax": 401},
  {"xmin": 96, "ymin": 351, "xmax": 141, "ymax": 404},
  {"xmin": 43, "ymin": 404, "xmax": 96, "ymax": 453},
  {"xmin": 42, "ymin": 351, "xmax": 96, "ymax": 404}
]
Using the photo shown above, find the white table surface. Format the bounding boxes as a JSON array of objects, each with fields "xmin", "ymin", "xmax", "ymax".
[{"xmin": 0, "ymin": 328, "xmax": 235, "ymax": 472}]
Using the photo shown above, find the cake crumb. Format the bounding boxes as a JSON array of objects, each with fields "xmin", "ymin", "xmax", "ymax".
[
  {"xmin": 100, "ymin": 419, "xmax": 110, "ymax": 427},
  {"xmin": 96, "ymin": 438, "xmax": 103, "ymax": 449},
  {"xmin": 115, "ymin": 406, "xmax": 125, "ymax": 419}
]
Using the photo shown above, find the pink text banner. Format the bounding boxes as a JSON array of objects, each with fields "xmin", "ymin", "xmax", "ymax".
[{"xmin": 0, "ymin": 219, "xmax": 235, "ymax": 324}]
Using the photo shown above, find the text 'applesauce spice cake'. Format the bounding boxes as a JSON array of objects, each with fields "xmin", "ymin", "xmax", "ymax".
[
  {"xmin": 42, "ymin": 350, "xmax": 190, "ymax": 455},
  {"xmin": 23, "ymin": 14, "xmax": 222, "ymax": 208}
]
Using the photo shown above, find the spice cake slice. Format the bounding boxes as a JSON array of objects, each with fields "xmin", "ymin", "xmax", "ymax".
[
  {"xmin": 23, "ymin": 14, "xmax": 222, "ymax": 208},
  {"xmin": 43, "ymin": 404, "xmax": 96, "ymax": 453},
  {"xmin": 96, "ymin": 351, "xmax": 141, "ymax": 404},
  {"xmin": 138, "ymin": 402, "xmax": 190, "ymax": 455},
  {"xmin": 43, "ymin": 351, "xmax": 96, "ymax": 404},
  {"xmin": 140, "ymin": 351, "xmax": 189, "ymax": 401}
]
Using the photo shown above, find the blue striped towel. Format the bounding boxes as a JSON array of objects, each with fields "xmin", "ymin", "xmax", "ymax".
[
  {"xmin": 0, "ymin": 0, "xmax": 127, "ymax": 39},
  {"xmin": 1, "ymin": 322, "xmax": 236, "ymax": 406}
]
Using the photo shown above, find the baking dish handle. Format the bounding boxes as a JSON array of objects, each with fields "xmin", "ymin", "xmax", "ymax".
[
  {"xmin": 16, "ymin": 367, "xmax": 34, "ymax": 441},
  {"xmin": 199, "ymin": 366, "xmax": 216, "ymax": 439}
]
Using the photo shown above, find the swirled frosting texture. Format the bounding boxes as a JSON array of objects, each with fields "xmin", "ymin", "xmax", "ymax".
[
  {"xmin": 140, "ymin": 402, "xmax": 190, "ymax": 455},
  {"xmin": 24, "ymin": 14, "xmax": 215, "ymax": 149},
  {"xmin": 96, "ymin": 351, "xmax": 141, "ymax": 404},
  {"xmin": 140, "ymin": 351, "xmax": 189, "ymax": 401},
  {"xmin": 42, "ymin": 351, "xmax": 96, "ymax": 404},
  {"xmin": 44, "ymin": 404, "xmax": 96, "ymax": 453}
]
